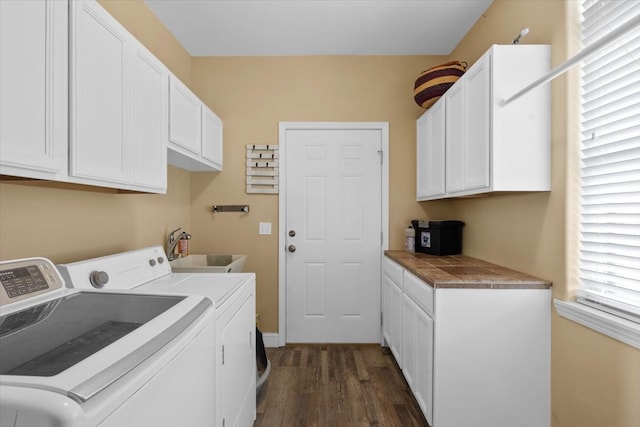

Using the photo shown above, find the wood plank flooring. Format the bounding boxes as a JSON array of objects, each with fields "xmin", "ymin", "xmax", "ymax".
[{"xmin": 255, "ymin": 344, "xmax": 429, "ymax": 427}]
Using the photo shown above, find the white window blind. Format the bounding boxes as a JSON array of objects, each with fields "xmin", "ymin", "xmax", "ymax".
[{"xmin": 578, "ymin": 0, "xmax": 640, "ymax": 323}]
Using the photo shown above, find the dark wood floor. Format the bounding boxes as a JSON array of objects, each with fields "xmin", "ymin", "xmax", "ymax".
[{"xmin": 255, "ymin": 344, "xmax": 429, "ymax": 427}]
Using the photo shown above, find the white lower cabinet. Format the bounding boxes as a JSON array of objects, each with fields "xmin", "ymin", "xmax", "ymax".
[
  {"xmin": 401, "ymin": 294, "xmax": 417, "ymax": 388},
  {"xmin": 0, "ymin": 0, "xmax": 68, "ymax": 180},
  {"xmin": 382, "ymin": 274, "xmax": 392, "ymax": 349},
  {"xmin": 382, "ymin": 257, "xmax": 404, "ymax": 364},
  {"xmin": 390, "ymin": 279, "xmax": 404, "ymax": 364},
  {"xmin": 402, "ymin": 270, "xmax": 434, "ymax": 425},
  {"xmin": 412, "ymin": 302, "xmax": 434, "ymax": 423},
  {"xmin": 216, "ymin": 278, "xmax": 256, "ymax": 427},
  {"xmin": 383, "ymin": 256, "xmax": 550, "ymax": 427}
]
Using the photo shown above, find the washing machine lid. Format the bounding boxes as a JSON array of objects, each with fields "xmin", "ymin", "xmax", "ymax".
[
  {"xmin": 0, "ymin": 290, "xmax": 211, "ymax": 403},
  {"xmin": 139, "ymin": 272, "xmax": 254, "ymax": 308}
]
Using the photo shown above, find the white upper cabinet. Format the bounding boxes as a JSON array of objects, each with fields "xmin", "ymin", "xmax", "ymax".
[
  {"xmin": 70, "ymin": 0, "xmax": 131, "ymax": 185},
  {"xmin": 416, "ymin": 98, "xmax": 445, "ymax": 200},
  {"xmin": 457, "ymin": 52, "xmax": 490, "ymax": 193},
  {"xmin": 444, "ymin": 80, "xmax": 466, "ymax": 194},
  {"xmin": 131, "ymin": 41, "xmax": 168, "ymax": 191},
  {"xmin": 0, "ymin": 0, "xmax": 68, "ymax": 180},
  {"xmin": 69, "ymin": 0, "xmax": 167, "ymax": 193},
  {"xmin": 417, "ymin": 44, "xmax": 550, "ymax": 200},
  {"xmin": 201, "ymin": 106, "xmax": 223, "ymax": 170},
  {"xmin": 2, "ymin": 0, "xmax": 221, "ymax": 190},
  {"xmin": 168, "ymin": 75, "xmax": 224, "ymax": 172},
  {"xmin": 169, "ymin": 76, "xmax": 201, "ymax": 155}
]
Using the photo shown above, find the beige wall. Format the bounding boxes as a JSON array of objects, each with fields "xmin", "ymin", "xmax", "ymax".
[
  {"xmin": 0, "ymin": 167, "xmax": 190, "ymax": 263},
  {"xmin": 0, "ymin": 1, "xmax": 638, "ymax": 426}
]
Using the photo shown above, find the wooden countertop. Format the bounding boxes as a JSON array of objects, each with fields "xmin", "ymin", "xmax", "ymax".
[{"xmin": 385, "ymin": 250, "xmax": 552, "ymax": 289}]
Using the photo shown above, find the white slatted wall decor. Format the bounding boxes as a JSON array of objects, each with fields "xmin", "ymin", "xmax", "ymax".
[
  {"xmin": 246, "ymin": 144, "xmax": 279, "ymax": 194},
  {"xmin": 578, "ymin": 0, "xmax": 640, "ymax": 322}
]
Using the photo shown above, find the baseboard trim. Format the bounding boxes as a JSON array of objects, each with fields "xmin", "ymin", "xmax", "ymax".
[{"xmin": 262, "ymin": 332, "xmax": 280, "ymax": 348}]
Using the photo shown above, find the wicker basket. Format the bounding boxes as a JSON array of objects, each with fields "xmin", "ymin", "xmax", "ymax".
[{"xmin": 414, "ymin": 61, "xmax": 467, "ymax": 109}]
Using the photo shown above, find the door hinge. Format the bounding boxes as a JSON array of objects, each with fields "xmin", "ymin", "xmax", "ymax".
[
  {"xmin": 381, "ymin": 311, "xmax": 383, "ymax": 325},
  {"xmin": 378, "ymin": 150, "xmax": 383, "ymax": 164},
  {"xmin": 381, "ymin": 231, "xmax": 383, "ymax": 245},
  {"xmin": 222, "ymin": 345, "xmax": 225, "ymax": 365},
  {"xmin": 223, "ymin": 418, "xmax": 225, "ymax": 427}
]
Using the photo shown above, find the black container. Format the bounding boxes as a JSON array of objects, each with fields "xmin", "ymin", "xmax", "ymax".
[{"xmin": 411, "ymin": 220, "xmax": 465, "ymax": 255}]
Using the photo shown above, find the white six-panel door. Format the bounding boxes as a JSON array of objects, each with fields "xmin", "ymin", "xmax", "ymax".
[{"xmin": 282, "ymin": 124, "xmax": 385, "ymax": 343}]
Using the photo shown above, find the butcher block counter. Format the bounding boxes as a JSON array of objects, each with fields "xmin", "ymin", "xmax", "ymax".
[
  {"xmin": 383, "ymin": 250, "xmax": 551, "ymax": 427},
  {"xmin": 384, "ymin": 250, "xmax": 552, "ymax": 289}
]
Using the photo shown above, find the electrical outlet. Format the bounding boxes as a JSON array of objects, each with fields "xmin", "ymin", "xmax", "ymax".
[{"xmin": 259, "ymin": 222, "xmax": 272, "ymax": 235}]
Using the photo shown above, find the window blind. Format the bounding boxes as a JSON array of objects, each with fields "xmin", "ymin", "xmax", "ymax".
[{"xmin": 578, "ymin": 0, "xmax": 640, "ymax": 322}]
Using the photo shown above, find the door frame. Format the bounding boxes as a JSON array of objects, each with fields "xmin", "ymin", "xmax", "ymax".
[{"xmin": 278, "ymin": 122, "xmax": 389, "ymax": 346}]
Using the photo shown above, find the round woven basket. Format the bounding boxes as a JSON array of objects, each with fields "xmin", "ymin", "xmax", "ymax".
[{"xmin": 414, "ymin": 61, "xmax": 467, "ymax": 109}]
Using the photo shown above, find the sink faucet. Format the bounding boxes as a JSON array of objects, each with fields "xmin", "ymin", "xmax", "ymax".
[{"xmin": 166, "ymin": 227, "xmax": 191, "ymax": 261}]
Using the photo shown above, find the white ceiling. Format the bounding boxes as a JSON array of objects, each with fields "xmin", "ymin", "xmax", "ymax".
[{"xmin": 143, "ymin": 0, "xmax": 494, "ymax": 56}]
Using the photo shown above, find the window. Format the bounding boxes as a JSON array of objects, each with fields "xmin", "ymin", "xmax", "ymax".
[{"xmin": 577, "ymin": 0, "xmax": 640, "ymax": 323}]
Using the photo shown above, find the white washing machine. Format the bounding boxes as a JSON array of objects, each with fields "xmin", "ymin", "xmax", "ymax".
[
  {"xmin": 57, "ymin": 246, "xmax": 257, "ymax": 427},
  {"xmin": 0, "ymin": 257, "xmax": 217, "ymax": 427}
]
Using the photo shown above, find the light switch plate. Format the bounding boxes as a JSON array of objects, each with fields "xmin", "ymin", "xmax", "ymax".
[{"xmin": 259, "ymin": 222, "xmax": 272, "ymax": 235}]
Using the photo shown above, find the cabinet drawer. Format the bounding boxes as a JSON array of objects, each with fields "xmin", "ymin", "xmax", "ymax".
[
  {"xmin": 403, "ymin": 270, "xmax": 434, "ymax": 317},
  {"xmin": 383, "ymin": 257, "xmax": 403, "ymax": 287}
]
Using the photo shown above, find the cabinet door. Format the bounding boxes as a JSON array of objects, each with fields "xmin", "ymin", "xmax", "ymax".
[
  {"xmin": 446, "ymin": 55, "xmax": 490, "ymax": 195},
  {"xmin": 402, "ymin": 290, "xmax": 434, "ymax": 426},
  {"xmin": 414, "ymin": 304, "xmax": 434, "ymax": 425},
  {"xmin": 390, "ymin": 279, "xmax": 404, "ymax": 366},
  {"xmin": 0, "ymin": 0, "xmax": 67, "ymax": 178},
  {"xmin": 382, "ymin": 274, "xmax": 393, "ymax": 346},
  {"xmin": 220, "ymin": 286, "xmax": 256, "ymax": 427},
  {"xmin": 402, "ymin": 293, "xmax": 417, "ymax": 388},
  {"xmin": 169, "ymin": 76, "xmax": 201, "ymax": 155},
  {"xmin": 131, "ymin": 41, "xmax": 167, "ymax": 192},
  {"xmin": 201, "ymin": 106, "xmax": 223, "ymax": 170},
  {"xmin": 416, "ymin": 112, "xmax": 430, "ymax": 200},
  {"xmin": 464, "ymin": 54, "xmax": 491, "ymax": 191},
  {"xmin": 426, "ymin": 99, "xmax": 446, "ymax": 198},
  {"xmin": 70, "ymin": 0, "xmax": 131, "ymax": 183},
  {"xmin": 416, "ymin": 99, "xmax": 446, "ymax": 200},
  {"xmin": 445, "ymin": 81, "xmax": 465, "ymax": 193}
]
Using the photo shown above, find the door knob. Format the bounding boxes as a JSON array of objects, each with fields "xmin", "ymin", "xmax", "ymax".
[
  {"xmin": 288, "ymin": 244, "xmax": 296, "ymax": 253},
  {"xmin": 289, "ymin": 230, "xmax": 296, "ymax": 237}
]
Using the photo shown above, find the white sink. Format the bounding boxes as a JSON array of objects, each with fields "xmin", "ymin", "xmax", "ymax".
[{"xmin": 169, "ymin": 254, "xmax": 247, "ymax": 273}]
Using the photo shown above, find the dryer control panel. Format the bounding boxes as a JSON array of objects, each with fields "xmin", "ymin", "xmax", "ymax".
[{"xmin": 0, "ymin": 258, "xmax": 64, "ymax": 307}]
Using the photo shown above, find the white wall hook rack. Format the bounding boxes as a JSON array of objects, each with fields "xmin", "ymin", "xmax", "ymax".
[{"xmin": 246, "ymin": 144, "xmax": 279, "ymax": 194}]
